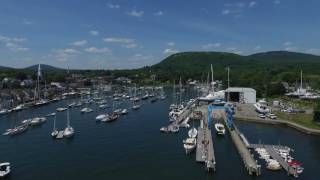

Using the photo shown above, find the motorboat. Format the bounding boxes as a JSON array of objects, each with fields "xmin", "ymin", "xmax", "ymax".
[
  {"xmin": 68, "ymin": 102, "xmax": 76, "ymax": 108},
  {"xmin": 121, "ymin": 109, "xmax": 128, "ymax": 115},
  {"xmin": 30, "ymin": 117, "xmax": 47, "ymax": 126},
  {"xmin": 254, "ymin": 100, "xmax": 270, "ymax": 114},
  {"xmin": 132, "ymin": 104, "xmax": 141, "ymax": 110},
  {"xmin": 96, "ymin": 114, "xmax": 108, "ymax": 121},
  {"xmin": 12, "ymin": 104, "xmax": 25, "ymax": 111},
  {"xmin": 56, "ymin": 107, "xmax": 68, "ymax": 112},
  {"xmin": 183, "ymin": 138, "xmax": 197, "ymax": 154},
  {"xmin": 0, "ymin": 162, "xmax": 10, "ymax": 177},
  {"xmin": 46, "ymin": 112, "xmax": 56, "ymax": 117},
  {"xmin": 0, "ymin": 109, "xmax": 11, "ymax": 115},
  {"xmin": 3, "ymin": 124, "xmax": 28, "ymax": 136},
  {"xmin": 188, "ymin": 128, "xmax": 198, "ymax": 138},
  {"xmin": 113, "ymin": 109, "xmax": 122, "ymax": 115},
  {"xmin": 214, "ymin": 123, "xmax": 225, "ymax": 135},
  {"xmin": 81, "ymin": 107, "xmax": 93, "ymax": 113}
]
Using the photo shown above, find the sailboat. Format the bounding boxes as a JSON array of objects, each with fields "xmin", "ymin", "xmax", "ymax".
[
  {"xmin": 63, "ymin": 108, "xmax": 74, "ymax": 138},
  {"xmin": 3, "ymin": 112, "xmax": 28, "ymax": 136},
  {"xmin": 34, "ymin": 64, "xmax": 49, "ymax": 106},
  {"xmin": 132, "ymin": 84, "xmax": 141, "ymax": 110},
  {"xmin": 51, "ymin": 114, "xmax": 58, "ymax": 137}
]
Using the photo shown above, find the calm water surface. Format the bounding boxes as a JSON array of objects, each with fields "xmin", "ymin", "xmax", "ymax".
[{"xmin": 0, "ymin": 95, "xmax": 319, "ymax": 180}]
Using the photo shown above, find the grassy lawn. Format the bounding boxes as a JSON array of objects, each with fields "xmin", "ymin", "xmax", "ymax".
[{"xmin": 275, "ymin": 111, "xmax": 320, "ymax": 130}]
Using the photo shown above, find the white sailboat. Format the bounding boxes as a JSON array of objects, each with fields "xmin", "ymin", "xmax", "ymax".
[
  {"xmin": 188, "ymin": 127, "xmax": 198, "ymax": 138},
  {"xmin": 63, "ymin": 108, "xmax": 74, "ymax": 138},
  {"xmin": 183, "ymin": 138, "xmax": 197, "ymax": 154},
  {"xmin": 132, "ymin": 84, "xmax": 141, "ymax": 110},
  {"xmin": 51, "ymin": 114, "xmax": 58, "ymax": 137},
  {"xmin": 34, "ymin": 64, "xmax": 49, "ymax": 106}
]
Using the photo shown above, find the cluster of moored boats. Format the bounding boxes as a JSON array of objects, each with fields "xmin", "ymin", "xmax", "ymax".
[{"xmin": 255, "ymin": 147, "xmax": 304, "ymax": 174}]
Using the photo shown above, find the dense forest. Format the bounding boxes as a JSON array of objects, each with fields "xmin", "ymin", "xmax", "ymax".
[{"xmin": 1, "ymin": 51, "xmax": 320, "ymax": 97}]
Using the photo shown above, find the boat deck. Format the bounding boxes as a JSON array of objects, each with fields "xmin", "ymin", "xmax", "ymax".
[{"xmin": 56, "ymin": 131, "xmax": 64, "ymax": 139}]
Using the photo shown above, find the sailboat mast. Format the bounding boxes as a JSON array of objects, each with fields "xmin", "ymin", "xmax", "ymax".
[
  {"xmin": 67, "ymin": 108, "xmax": 70, "ymax": 127},
  {"xmin": 227, "ymin": 67, "xmax": 230, "ymax": 102},
  {"xmin": 53, "ymin": 114, "xmax": 56, "ymax": 131},
  {"xmin": 37, "ymin": 64, "xmax": 41, "ymax": 101},
  {"xmin": 300, "ymin": 70, "xmax": 303, "ymax": 89}
]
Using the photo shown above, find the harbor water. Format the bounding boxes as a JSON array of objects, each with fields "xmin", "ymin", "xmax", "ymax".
[{"xmin": 0, "ymin": 95, "xmax": 319, "ymax": 180}]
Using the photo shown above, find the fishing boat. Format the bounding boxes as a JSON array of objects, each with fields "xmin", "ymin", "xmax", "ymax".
[
  {"xmin": 188, "ymin": 127, "xmax": 198, "ymax": 138},
  {"xmin": 56, "ymin": 107, "xmax": 68, "ymax": 112},
  {"xmin": 183, "ymin": 138, "xmax": 197, "ymax": 154},
  {"xmin": 63, "ymin": 108, "xmax": 74, "ymax": 138},
  {"xmin": 0, "ymin": 162, "xmax": 10, "ymax": 177},
  {"xmin": 51, "ymin": 115, "xmax": 58, "ymax": 137},
  {"xmin": 121, "ymin": 109, "xmax": 128, "ymax": 115},
  {"xmin": 214, "ymin": 123, "xmax": 225, "ymax": 135},
  {"xmin": 30, "ymin": 117, "xmax": 47, "ymax": 126}
]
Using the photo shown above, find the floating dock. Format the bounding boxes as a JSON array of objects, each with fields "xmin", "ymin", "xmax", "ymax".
[
  {"xmin": 250, "ymin": 144, "xmax": 299, "ymax": 177},
  {"xmin": 195, "ymin": 105, "xmax": 216, "ymax": 172}
]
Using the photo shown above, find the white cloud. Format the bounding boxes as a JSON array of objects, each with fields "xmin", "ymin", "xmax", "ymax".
[
  {"xmin": 23, "ymin": 20, "xmax": 34, "ymax": 25},
  {"xmin": 12, "ymin": 47, "xmax": 29, "ymax": 52},
  {"xmin": 63, "ymin": 48, "xmax": 79, "ymax": 53},
  {"xmin": 0, "ymin": 34, "xmax": 29, "ymax": 52},
  {"xmin": 274, "ymin": 0, "xmax": 281, "ymax": 5},
  {"xmin": 226, "ymin": 47, "xmax": 237, "ymax": 51},
  {"xmin": 283, "ymin": 41, "xmax": 292, "ymax": 46},
  {"xmin": 50, "ymin": 48, "xmax": 79, "ymax": 62},
  {"xmin": 202, "ymin": 43, "xmax": 221, "ymax": 49},
  {"xmin": 163, "ymin": 48, "xmax": 179, "ymax": 54},
  {"xmin": 167, "ymin": 42, "xmax": 175, "ymax": 46},
  {"xmin": 85, "ymin": 47, "xmax": 111, "ymax": 53},
  {"xmin": 89, "ymin": 30, "xmax": 99, "ymax": 36},
  {"xmin": 107, "ymin": 3, "xmax": 120, "ymax": 9},
  {"xmin": 154, "ymin": 11, "xmax": 164, "ymax": 16},
  {"xmin": 222, "ymin": 9, "xmax": 230, "ymax": 15},
  {"xmin": 254, "ymin": 45, "xmax": 261, "ymax": 50},
  {"xmin": 5, "ymin": 42, "xmax": 17, "ymax": 48},
  {"xmin": 123, "ymin": 43, "xmax": 138, "ymax": 49},
  {"xmin": 224, "ymin": 3, "xmax": 245, "ymax": 8},
  {"xmin": 127, "ymin": 10, "xmax": 144, "ymax": 17},
  {"xmin": 70, "ymin": 40, "xmax": 87, "ymax": 46},
  {"xmin": 249, "ymin": 1, "xmax": 256, "ymax": 8},
  {"xmin": 285, "ymin": 47, "xmax": 297, "ymax": 51},
  {"xmin": 103, "ymin": 37, "xmax": 134, "ymax": 43}
]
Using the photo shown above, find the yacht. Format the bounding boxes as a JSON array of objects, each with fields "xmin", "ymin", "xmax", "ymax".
[
  {"xmin": 183, "ymin": 138, "xmax": 197, "ymax": 154},
  {"xmin": 56, "ymin": 107, "xmax": 68, "ymax": 112},
  {"xmin": 3, "ymin": 124, "xmax": 28, "ymax": 136},
  {"xmin": 0, "ymin": 162, "xmax": 10, "ymax": 178},
  {"xmin": 63, "ymin": 108, "xmax": 74, "ymax": 138},
  {"xmin": 81, "ymin": 107, "xmax": 93, "ymax": 113},
  {"xmin": 254, "ymin": 99, "xmax": 270, "ymax": 114},
  {"xmin": 121, "ymin": 109, "xmax": 128, "ymax": 115},
  {"xmin": 214, "ymin": 123, "xmax": 225, "ymax": 135},
  {"xmin": 51, "ymin": 115, "xmax": 58, "ymax": 137},
  {"xmin": 30, "ymin": 117, "xmax": 47, "ymax": 126}
]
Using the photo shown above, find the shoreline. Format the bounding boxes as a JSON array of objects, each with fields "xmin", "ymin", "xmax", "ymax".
[{"xmin": 234, "ymin": 115, "xmax": 320, "ymax": 135}]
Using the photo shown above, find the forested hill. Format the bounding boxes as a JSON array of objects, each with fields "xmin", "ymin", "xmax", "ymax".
[{"xmin": 147, "ymin": 51, "xmax": 320, "ymax": 95}]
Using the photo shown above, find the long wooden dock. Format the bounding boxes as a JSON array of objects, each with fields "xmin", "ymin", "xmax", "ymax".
[
  {"xmin": 195, "ymin": 105, "xmax": 216, "ymax": 172},
  {"xmin": 222, "ymin": 112, "xmax": 261, "ymax": 176}
]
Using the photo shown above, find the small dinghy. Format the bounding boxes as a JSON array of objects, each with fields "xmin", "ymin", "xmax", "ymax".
[
  {"xmin": 0, "ymin": 162, "xmax": 10, "ymax": 177},
  {"xmin": 215, "ymin": 123, "xmax": 225, "ymax": 135}
]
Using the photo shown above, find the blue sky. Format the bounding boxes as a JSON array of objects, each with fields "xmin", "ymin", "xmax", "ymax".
[{"xmin": 0, "ymin": 0, "xmax": 319, "ymax": 69}]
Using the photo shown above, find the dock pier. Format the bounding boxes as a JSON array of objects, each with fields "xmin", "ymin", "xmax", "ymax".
[
  {"xmin": 249, "ymin": 144, "xmax": 299, "ymax": 177},
  {"xmin": 223, "ymin": 109, "xmax": 261, "ymax": 176},
  {"xmin": 195, "ymin": 105, "xmax": 216, "ymax": 172}
]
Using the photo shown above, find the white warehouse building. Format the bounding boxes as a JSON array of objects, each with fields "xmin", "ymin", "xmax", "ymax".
[{"xmin": 225, "ymin": 87, "xmax": 256, "ymax": 104}]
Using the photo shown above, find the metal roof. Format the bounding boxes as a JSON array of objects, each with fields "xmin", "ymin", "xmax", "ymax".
[{"xmin": 225, "ymin": 87, "xmax": 256, "ymax": 93}]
